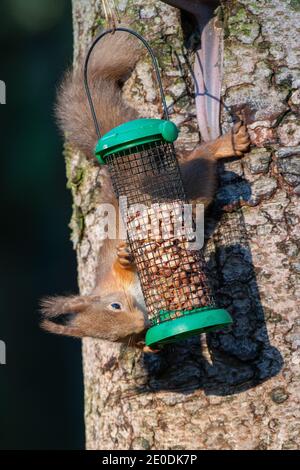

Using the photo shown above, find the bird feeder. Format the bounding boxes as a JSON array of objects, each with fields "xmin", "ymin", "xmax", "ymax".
[{"xmin": 84, "ymin": 27, "xmax": 232, "ymax": 349}]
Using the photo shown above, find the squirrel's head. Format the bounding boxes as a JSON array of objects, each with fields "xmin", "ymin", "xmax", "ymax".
[{"xmin": 40, "ymin": 292, "xmax": 150, "ymax": 344}]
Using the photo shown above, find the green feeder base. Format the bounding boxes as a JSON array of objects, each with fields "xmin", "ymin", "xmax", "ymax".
[{"xmin": 145, "ymin": 307, "xmax": 232, "ymax": 348}]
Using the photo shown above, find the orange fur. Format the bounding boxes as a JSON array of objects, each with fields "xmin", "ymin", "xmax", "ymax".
[{"xmin": 113, "ymin": 260, "xmax": 136, "ymax": 285}]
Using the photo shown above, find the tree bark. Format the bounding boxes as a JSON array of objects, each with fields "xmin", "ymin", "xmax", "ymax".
[{"xmin": 69, "ymin": 0, "xmax": 300, "ymax": 450}]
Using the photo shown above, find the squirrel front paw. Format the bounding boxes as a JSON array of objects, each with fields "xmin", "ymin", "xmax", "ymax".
[
  {"xmin": 116, "ymin": 241, "xmax": 135, "ymax": 269},
  {"xmin": 231, "ymin": 121, "xmax": 251, "ymax": 156},
  {"xmin": 215, "ymin": 121, "xmax": 251, "ymax": 159}
]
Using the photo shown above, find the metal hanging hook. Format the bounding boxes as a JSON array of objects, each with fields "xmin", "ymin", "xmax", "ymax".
[{"xmin": 83, "ymin": 27, "xmax": 170, "ymax": 139}]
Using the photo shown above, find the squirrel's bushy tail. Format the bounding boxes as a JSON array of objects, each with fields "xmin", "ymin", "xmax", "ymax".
[{"xmin": 56, "ymin": 31, "xmax": 141, "ymax": 159}]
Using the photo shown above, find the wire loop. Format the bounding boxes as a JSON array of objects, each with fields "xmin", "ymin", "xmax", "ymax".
[{"xmin": 83, "ymin": 27, "xmax": 169, "ymax": 139}]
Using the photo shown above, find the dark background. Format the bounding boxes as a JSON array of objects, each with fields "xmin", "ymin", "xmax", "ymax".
[{"xmin": 0, "ymin": 0, "xmax": 84, "ymax": 449}]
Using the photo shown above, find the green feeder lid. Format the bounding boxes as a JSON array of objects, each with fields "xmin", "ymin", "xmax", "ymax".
[
  {"xmin": 95, "ymin": 118, "xmax": 178, "ymax": 164},
  {"xmin": 145, "ymin": 307, "xmax": 232, "ymax": 349}
]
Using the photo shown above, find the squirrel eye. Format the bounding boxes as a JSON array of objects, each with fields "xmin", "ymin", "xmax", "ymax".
[{"xmin": 110, "ymin": 302, "xmax": 122, "ymax": 310}]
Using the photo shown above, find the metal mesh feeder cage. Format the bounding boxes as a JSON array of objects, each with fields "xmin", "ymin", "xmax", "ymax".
[{"xmin": 84, "ymin": 27, "xmax": 232, "ymax": 349}]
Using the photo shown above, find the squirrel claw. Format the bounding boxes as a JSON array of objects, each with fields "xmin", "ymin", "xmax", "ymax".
[
  {"xmin": 143, "ymin": 345, "xmax": 160, "ymax": 354},
  {"xmin": 136, "ymin": 340, "xmax": 160, "ymax": 354}
]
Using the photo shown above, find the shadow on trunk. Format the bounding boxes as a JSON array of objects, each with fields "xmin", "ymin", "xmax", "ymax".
[{"xmin": 139, "ymin": 167, "xmax": 283, "ymax": 396}]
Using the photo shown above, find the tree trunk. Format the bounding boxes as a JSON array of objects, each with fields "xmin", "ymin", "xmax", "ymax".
[{"xmin": 69, "ymin": 0, "xmax": 300, "ymax": 450}]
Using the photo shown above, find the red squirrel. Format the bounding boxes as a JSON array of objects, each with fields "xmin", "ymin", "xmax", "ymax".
[{"xmin": 41, "ymin": 27, "xmax": 250, "ymax": 349}]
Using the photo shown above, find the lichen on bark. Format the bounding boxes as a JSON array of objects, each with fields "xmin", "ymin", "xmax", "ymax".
[{"xmin": 67, "ymin": 0, "xmax": 300, "ymax": 449}]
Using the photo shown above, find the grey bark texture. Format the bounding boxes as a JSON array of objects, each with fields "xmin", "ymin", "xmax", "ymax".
[{"xmin": 68, "ymin": 0, "xmax": 300, "ymax": 450}]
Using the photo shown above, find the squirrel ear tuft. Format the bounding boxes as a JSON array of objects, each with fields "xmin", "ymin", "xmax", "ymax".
[
  {"xmin": 39, "ymin": 294, "xmax": 105, "ymax": 338},
  {"xmin": 40, "ymin": 318, "xmax": 82, "ymax": 338},
  {"xmin": 40, "ymin": 295, "xmax": 91, "ymax": 318},
  {"xmin": 40, "ymin": 296, "xmax": 86, "ymax": 337}
]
